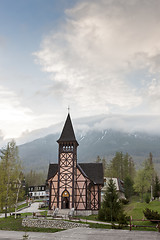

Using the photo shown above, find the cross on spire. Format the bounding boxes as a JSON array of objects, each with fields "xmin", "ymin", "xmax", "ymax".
[{"xmin": 68, "ymin": 106, "xmax": 70, "ymax": 114}]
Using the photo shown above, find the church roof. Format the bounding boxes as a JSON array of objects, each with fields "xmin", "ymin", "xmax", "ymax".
[
  {"xmin": 47, "ymin": 163, "xmax": 58, "ymax": 180},
  {"xmin": 47, "ymin": 162, "xmax": 104, "ymax": 185},
  {"xmin": 57, "ymin": 113, "xmax": 78, "ymax": 144},
  {"xmin": 78, "ymin": 163, "xmax": 104, "ymax": 185}
]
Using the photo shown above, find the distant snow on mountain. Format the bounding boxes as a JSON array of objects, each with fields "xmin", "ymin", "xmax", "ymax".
[
  {"xmin": 18, "ymin": 127, "xmax": 160, "ymax": 172},
  {"xmin": 16, "ymin": 114, "xmax": 160, "ymax": 146}
]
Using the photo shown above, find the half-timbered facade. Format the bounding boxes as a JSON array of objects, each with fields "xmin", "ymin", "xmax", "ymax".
[{"xmin": 47, "ymin": 114, "xmax": 104, "ymax": 211}]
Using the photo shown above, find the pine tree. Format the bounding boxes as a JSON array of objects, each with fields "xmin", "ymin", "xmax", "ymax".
[
  {"xmin": 124, "ymin": 176, "xmax": 134, "ymax": 199},
  {"xmin": 105, "ymin": 152, "xmax": 135, "ymax": 181},
  {"xmin": 153, "ymin": 175, "xmax": 160, "ymax": 199},
  {"xmin": 100, "ymin": 178, "xmax": 121, "ymax": 222}
]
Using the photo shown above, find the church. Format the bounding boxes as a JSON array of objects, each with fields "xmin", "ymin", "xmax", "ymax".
[{"xmin": 47, "ymin": 113, "xmax": 104, "ymax": 212}]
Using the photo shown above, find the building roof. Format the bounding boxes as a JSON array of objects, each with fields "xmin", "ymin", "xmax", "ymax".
[
  {"xmin": 57, "ymin": 113, "xmax": 78, "ymax": 145},
  {"xmin": 103, "ymin": 177, "xmax": 124, "ymax": 193},
  {"xmin": 47, "ymin": 162, "xmax": 104, "ymax": 185},
  {"xmin": 78, "ymin": 163, "xmax": 104, "ymax": 185},
  {"xmin": 47, "ymin": 163, "xmax": 58, "ymax": 180}
]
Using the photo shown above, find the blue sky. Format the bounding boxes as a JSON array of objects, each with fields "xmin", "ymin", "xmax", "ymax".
[{"xmin": 0, "ymin": 0, "xmax": 160, "ymax": 141}]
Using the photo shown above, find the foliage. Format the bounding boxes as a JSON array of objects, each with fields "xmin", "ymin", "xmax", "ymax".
[
  {"xmin": 99, "ymin": 178, "xmax": 128, "ymax": 226},
  {"xmin": 119, "ymin": 198, "xmax": 129, "ymax": 205},
  {"xmin": 105, "ymin": 152, "xmax": 135, "ymax": 181},
  {"xmin": 134, "ymin": 156, "xmax": 155, "ymax": 202},
  {"xmin": 98, "ymin": 208, "xmax": 105, "ymax": 221},
  {"xmin": 145, "ymin": 194, "xmax": 150, "ymax": 204},
  {"xmin": 124, "ymin": 176, "xmax": 134, "ymax": 199},
  {"xmin": 0, "ymin": 140, "xmax": 24, "ymax": 217},
  {"xmin": 153, "ymin": 175, "xmax": 160, "ymax": 199},
  {"xmin": 102, "ymin": 178, "xmax": 121, "ymax": 221},
  {"xmin": 143, "ymin": 208, "xmax": 160, "ymax": 223},
  {"xmin": 25, "ymin": 170, "xmax": 46, "ymax": 187}
]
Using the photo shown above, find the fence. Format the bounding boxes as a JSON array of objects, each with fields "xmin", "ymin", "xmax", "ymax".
[{"xmin": 129, "ymin": 218, "xmax": 160, "ymax": 232}]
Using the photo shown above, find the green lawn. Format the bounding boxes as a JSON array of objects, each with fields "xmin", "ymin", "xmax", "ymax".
[
  {"xmin": 75, "ymin": 214, "xmax": 98, "ymax": 221},
  {"xmin": 123, "ymin": 199, "xmax": 160, "ymax": 231},
  {"xmin": 0, "ymin": 216, "xmax": 63, "ymax": 233},
  {"xmin": 124, "ymin": 200, "xmax": 160, "ymax": 219},
  {"xmin": 0, "ymin": 199, "xmax": 160, "ymax": 233},
  {"xmin": 17, "ymin": 203, "xmax": 28, "ymax": 210}
]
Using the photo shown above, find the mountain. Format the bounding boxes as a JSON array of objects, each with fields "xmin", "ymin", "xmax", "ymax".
[{"xmin": 18, "ymin": 128, "xmax": 160, "ymax": 172}]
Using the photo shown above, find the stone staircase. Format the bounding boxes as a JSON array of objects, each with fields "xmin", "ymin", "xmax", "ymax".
[
  {"xmin": 52, "ymin": 208, "xmax": 75, "ymax": 219},
  {"xmin": 56, "ymin": 209, "xmax": 70, "ymax": 218}
]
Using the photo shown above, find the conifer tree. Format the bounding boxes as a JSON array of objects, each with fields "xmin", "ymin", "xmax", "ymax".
[
  {"xmin": 153, "ymin": 175, "xmax": 160, "ymax": 199},
  {"xmin": 105, "ymin": 152, "xmax": 135, "ymax": 181}
]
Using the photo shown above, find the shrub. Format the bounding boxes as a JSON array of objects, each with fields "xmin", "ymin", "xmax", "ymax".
[
  {"xmin": 98, "ymin": 208, "xmax": 105, "ymax": 221},
  {"xmin": 117, "ymin": 212, "xmax": 128, "ymax": 228},
  {"xmin": 143, "ymin": 208, "xmax": 160, "ymax": 223},
  {"xmin": 119, "ymin": 198, "xmax": 129, "ymax": 205},
  {"xmin": 144, "ymin": 194, "xmax": 150, "ymax": 204}
]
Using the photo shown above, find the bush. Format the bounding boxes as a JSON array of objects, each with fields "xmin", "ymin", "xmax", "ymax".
[
  {"xmin": 143, "ymin": 208, "xmax": 160, "ymax": 223},
  {"xmin": 117, "ymin": 211, "xmax": 128, "ymax": 227},
  {"xmin": 98, "ymin": 207, "xmax": 115, "ymax": 221},
  {"xmin": 119, "ymin": 198, "xmax": 129, "ymax": 205},
  {"xmin": 98, "ymin": 208, "xmax": 105, "ymax": 221},
  {"xmin": 145, "ymin": 194, "xmax": 150, "ymax": 204}
]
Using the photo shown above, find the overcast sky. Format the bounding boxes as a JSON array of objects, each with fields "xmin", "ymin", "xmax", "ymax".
[{"xmin": 1, "ymin": 0, "xmax": 160, "ymax": 140}]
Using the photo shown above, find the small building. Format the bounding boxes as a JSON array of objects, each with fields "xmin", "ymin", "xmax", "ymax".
[
  {"xmin": 101, "ymin": 177, "xmax": 125, "ymax": 200},
  {"xmin": 47, "ymin": 113, "xmax": 104, "ymax": 212},
  {"xmin": 28, "ymin": 185, "xmax": 49, "ymax": 200}
]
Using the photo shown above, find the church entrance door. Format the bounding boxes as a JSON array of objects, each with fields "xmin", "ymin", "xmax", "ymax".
[{"xmin": 61, "ymin": 190, "xmax": 70, "ymax": 209}]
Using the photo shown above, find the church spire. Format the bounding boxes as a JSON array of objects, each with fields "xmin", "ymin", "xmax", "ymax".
[{"xmin": 57, "ymin": 113, "xmax": 78, "ymax": 145}]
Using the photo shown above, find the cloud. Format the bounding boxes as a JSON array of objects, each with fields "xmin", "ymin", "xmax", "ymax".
[
  {"xmin": 34, "ymin": 0, "xmax": 160, "ymax": 117},
  {"xmin": 0, "ymin": 86, "xmax": 34, "ymax": 138},
  {"xmin": 92, "ymin": 114, "xmax": 160, "ymax": 135}
]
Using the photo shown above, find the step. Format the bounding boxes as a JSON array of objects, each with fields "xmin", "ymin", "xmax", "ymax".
[{"xmin": 57, "ymin": 209, "xmax": 70, "ymax": 215}]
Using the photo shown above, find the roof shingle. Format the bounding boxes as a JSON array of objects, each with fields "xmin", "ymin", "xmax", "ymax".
[
  {"xmin": 57, "ymin": 114, "xmax": 78, "ymax": 144},
  {"xmin": 78, "ymin": 163, "xmax": 104, "ymax": 185}
]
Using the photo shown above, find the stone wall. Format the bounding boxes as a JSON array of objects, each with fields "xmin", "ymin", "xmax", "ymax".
[
  {"xmin": 22, "ymin": 218, "xmax": 89, "ymax": 229},
  {"xmin": 75, "ymin": 210, "xmax": 98, "ymax": 216}
]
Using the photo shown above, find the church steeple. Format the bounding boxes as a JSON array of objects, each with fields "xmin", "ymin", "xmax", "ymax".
[
  {"xmin": 57, "ymin": 113, "xmax": 78, "ymax": 145},
  {"xmin": 57, "ymin": 113, "xmax": 78, "ymax": 209}
]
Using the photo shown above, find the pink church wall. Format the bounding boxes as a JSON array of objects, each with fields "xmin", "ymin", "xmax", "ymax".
[
  {"xmin": 76, "ymin": 168, "xmax": 87, "ymax": 210},
  {"xmin": 48, "ymin": 173, "xmax": 58, "ymax": 209}
]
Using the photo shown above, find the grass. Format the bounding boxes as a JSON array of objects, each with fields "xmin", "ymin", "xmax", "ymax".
[
  {"xmin": 123, "ymin": 198, "xmax": 160, "ymax": 232},
  {"xmin": 76, "ymin": 198, "xmax": 160, "ymax": 232},
  {"xmin": 0, "ymin": 216, "xmax": 63, "ymax": 233},
  {"xmin": 17, "ymin": 203, "xmax": 28, "ymax": 210},
  {"xmin": 38, "ymin": 206, "xmax": 49, "ymax": 210},
  {"xmin": 124, "ymin": 199, "xmax": 160, "ymax": 219},
  {"xmin": 0, "ymin": 198, "xmax": 160, "ymax": 233},
  {"xmin": 75, "ymin": 214, "xmax": 98, "ymax": 221}
]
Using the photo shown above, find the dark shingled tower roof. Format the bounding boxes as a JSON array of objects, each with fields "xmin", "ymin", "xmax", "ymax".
[{"xmin": 57, "ymin": 113, "xmax": 78, "ymax": 145}]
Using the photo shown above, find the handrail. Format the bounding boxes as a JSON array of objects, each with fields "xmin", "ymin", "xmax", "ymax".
[{"xmin": 129, "ymin": 218, "xmax": 160, "ymax": 232}]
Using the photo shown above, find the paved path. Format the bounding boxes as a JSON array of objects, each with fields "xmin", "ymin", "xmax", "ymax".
[
  {"xmin": 0, "ymin": 227, "xmax": 159, "ymax": 240},
  {"xmin": 0, "ymin": 202, "xmax": 44, "ymax": 218},
  {"xmin": 17, "ymin": 202, "xmax": 44, "ymax": 214}
]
